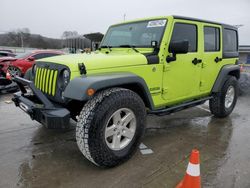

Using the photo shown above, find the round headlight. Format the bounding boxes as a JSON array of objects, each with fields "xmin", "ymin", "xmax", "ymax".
[{"xmin": 63, "ymin": 69, "xmax": 70, "ymax": 86}]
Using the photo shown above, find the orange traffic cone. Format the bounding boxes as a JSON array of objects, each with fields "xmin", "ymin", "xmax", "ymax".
[
  {"xmin": 6, "ymin": 70, "xmax": 12, "ymax": 80},
  {"xmin": 176, "ymin": 149, "xmax": 201, "ymax": 188}
]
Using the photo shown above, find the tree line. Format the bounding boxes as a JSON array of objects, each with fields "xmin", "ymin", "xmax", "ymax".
[{"xmin": 0, "ymin": 28, "xmax": 62, "ymax": 49}]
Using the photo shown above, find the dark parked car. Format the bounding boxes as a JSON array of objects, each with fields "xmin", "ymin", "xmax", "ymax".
[
  {"xmin": 0, "ymin": 51, "xmax": 16, "ymax": 57},
  {"xmin": 0, "ymin": 49, "xmax": 14, "ymax": 53}
]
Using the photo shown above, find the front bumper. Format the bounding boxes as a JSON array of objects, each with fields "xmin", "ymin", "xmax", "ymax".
[
  {"xmin": 12, "ymin": 76, "xmax": 70, "ymax": 129},
  {"xmin": 0, "ymin": 77, "xmax": 18, "ymax": 93}
]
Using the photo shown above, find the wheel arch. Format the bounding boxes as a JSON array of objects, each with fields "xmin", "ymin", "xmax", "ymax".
[
  {"xmin": 63, "ymin": 73, "xmax": 155, "ymax": 110},
  {"xmin": 212, "ymin": 64, "xmax": 240, "ymax": 93},
  {"xmin": 228, "ymin": 69, "xmax": 240, "ymax": 79},
  {"xmin": 115, "ymin": 82, "xmax": 152, "ymax": 109}
]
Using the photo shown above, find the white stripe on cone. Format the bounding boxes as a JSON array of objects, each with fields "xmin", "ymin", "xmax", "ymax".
[{"xmin": 186, "ymin": 162, "xmax": 200, "ymax": 177}]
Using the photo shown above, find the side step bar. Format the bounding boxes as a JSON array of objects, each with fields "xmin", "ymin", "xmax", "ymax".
[{"xmin": 148, "ymin": 96, "xmax": 213, "ymax": 116}]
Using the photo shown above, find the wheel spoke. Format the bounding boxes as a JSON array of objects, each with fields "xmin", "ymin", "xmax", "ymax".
[
  {"xmin": 112, "ymin": 135, "xmax": 121, "ymax": 149},
  {"xmin": 224, "ymin": 86, "xmax": 235, "ymax": 108},
  {"xmin": 105, "ymin": 125, "xmax": 116, "ymax": 138},
  {"xmin": 105, "ymin": 108, "xmax": 136, "ymax": 151},
  {"xmin": 113, "ymin": 110, "xmax": 121, "ymax": 125},
  {"xmin": 122, "ymin": 127, "xmax": 134, "ymax": 139},
  {"xmin": 121, "ymin": 112, "xmax": 134, "ymax": 126}
]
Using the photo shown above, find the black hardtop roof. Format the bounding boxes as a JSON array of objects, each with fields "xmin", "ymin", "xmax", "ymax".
[{"xmin": 173, "ymin": 15, "xmax": 237, "ymax": 30}]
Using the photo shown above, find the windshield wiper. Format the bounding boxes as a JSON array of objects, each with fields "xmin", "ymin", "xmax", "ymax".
[
  {"xmin": 118, "ymin": 45, "xmax": 139, "ymax": 53},
  {"xmin": 99, "ymin": 45, "xmax": 112, "ymax": 51}
]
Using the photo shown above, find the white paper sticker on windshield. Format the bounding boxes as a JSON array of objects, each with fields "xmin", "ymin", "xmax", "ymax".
[{"xmin": 147, "ymin": 20, "xmax": 166, "ymax": 28}]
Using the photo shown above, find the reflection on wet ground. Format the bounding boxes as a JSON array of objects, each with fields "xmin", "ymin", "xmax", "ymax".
[{"xmin": 0, "ymin": 94, "xmax": 250, "ymax": 188}]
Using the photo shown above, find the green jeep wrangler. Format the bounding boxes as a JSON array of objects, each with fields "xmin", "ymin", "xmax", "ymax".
[{"xmin": 13, "ymin": 15, "xmax": 240, "ymax": 167}]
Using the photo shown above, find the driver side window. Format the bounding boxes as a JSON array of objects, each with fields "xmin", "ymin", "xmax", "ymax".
[{"xmin": 171, "ymin": 23, "xmax": 197, "ymax": 52}]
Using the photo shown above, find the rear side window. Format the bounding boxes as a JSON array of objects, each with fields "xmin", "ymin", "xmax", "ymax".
[
  {"xmin": 223, "ymin": 29, "xmax": 238, "ymax": 52},
  {"xmin": 204, "ymin": 26, "xmax": 220, "ymax": 52},
  {"xmin": 222, "ymin": 28, "xmax": 238, "ymax": 58},
  {"xmin": 171, "ymin": 23, "xmax": 197, "ymax": 52}
]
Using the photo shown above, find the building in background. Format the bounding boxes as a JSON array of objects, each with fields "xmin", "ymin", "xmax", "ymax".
[
  {"xmin": 62, "ymin": 32, "xmax": 104, "ymax": 53},
  {"xmin": 84, "ymin": 32, "xmax": 104, "ymax": 51},
  {"xmin": 239, "ymin": 45, "xmax": 250, "ymax": 64},
  {"xmin": 62, "ymin": 35, "xmax": 91, "ymax": 53}
]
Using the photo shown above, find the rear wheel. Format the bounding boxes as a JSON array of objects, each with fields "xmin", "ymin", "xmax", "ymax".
[
  {"xmin": 76, "ymin": 88, "xmax": 146, "ymax": 167},
  {"xmin": 209, "ymin": 76, "xmax": 238, "ymax": 118}
]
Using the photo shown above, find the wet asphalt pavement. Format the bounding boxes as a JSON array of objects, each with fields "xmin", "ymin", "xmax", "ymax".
[{"xmin": 0, "ymin": 93, "xmax": 250, "ymax": 188}]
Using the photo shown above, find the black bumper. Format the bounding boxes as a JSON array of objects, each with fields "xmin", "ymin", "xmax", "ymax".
[
  {"xmin": 12, "ymin": 76, "xmax": 70, "ymax": 129},
  {"xmin": 0, "ymin": 77, "xmax": 18, "ymax": 93}
]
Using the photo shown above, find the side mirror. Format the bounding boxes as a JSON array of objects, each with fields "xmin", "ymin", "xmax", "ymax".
[
  {"xmin": 167, "ymin": 40, "xmax": 189, "ymax": 63},
  {"xmin": 169, "ymin": 40, "xmax": 189, "ymax": 54},
  {"xmin": 27, "ymin": 57, "xmax": 35, "ymax": 61}
]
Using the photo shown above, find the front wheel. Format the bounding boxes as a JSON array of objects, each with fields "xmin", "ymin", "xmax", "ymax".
[
  {"xmin": 209, "ymin": 76, "xmax": 238, "ymax": 118},
  {"xmin": 7, "ymin": 66, "xmax": 22, "ymax": 77},
  {"xmin": 76, "ymin": 88, "xmax": 146, "ymax": 167}
]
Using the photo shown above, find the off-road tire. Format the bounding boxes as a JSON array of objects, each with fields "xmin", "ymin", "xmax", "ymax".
[
  {"xmin": 76, "ymin": 88, "xmax": 146, "ymax": 167},
  {"xmin": 209, "ymin": 76, "xmax": 238, "ymax": 118}
]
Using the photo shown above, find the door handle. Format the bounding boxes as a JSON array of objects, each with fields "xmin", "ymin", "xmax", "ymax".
[
  {"xmin": 214, "ymin": 57, "xmax": 222, "ymax": 63},
  {"xmin": 192, "ymin": 58, "xmax": 202, "ymax": 65}
]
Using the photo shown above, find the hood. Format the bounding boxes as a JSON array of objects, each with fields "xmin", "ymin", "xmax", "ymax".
[{"xmin": 37, "ymin": 50, "xmax": 148, "ymax": 73}]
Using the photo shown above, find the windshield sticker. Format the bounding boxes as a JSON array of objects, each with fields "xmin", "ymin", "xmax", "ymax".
[{"xmin": 147, "ymin": 20, "xmax": 166, "ymax": 28}]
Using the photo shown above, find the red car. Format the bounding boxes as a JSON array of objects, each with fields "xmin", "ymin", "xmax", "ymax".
[{"xmin": 0, "ymin": 50, "xmax": 64, "ymax": 77}]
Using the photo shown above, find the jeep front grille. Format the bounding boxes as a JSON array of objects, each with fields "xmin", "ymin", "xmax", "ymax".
[{"xmin": 35, "ymin": 67, "xmax": 58, "ymax": 96}]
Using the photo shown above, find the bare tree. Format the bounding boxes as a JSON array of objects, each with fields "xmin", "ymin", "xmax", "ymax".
[
  {"xmin": 62, "ymin": 31, "xmax": 78, "ymax": 38},
  {"xmin": 6, "ymin": 28, "xmax": 30, "ymax": 47},
  {"xmin": 61, "ymin": 31, "xmax": 79, "ymax": 49}
]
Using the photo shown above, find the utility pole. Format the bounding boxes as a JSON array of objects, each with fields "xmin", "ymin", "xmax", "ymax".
[
  {"xmin": 20, "ymin": 33, "xmax": 24, "ymax": 48},
  {"xmin": 123, "ymin": 14, "xmax": 126, "ymax": 21}
]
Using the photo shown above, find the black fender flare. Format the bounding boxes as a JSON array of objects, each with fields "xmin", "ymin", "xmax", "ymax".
[
  {"xmin": 63, "ymin": 73, "xmax": 155, "ymax": 109},
  {"xmin": 212, "ymin": 64, "xmax": 240, "ymax": 93}
]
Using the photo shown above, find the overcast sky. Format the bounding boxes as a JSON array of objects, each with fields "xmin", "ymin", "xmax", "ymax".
[{"xmin": 1, "ymin": 0, "xmax": 249, "ymax": 44}]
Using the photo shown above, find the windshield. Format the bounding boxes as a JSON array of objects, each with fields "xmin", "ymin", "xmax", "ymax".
[
  {"xmin": 15, "ymin": 51, "xmax": 32, "ymax": 59},
  {"xmin": 101, "ymin": 19, "xmax": 167, "ymax": 48}
]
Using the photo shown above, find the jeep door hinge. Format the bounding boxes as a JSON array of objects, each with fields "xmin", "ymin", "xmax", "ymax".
[
  {"xmin": 162, "ymin": 87, "xmax": 168, "ymax": 93},
  {"xmin": 163, "ymin": 65, "xmax": 170, "ymax": 72},
  {"xmin": 201, "ymin": 62, "xmax": 207, "ymax": 68},
  {"xmin": 200, "ymin": 81, "xmax": 205, "ymax": 87}
]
